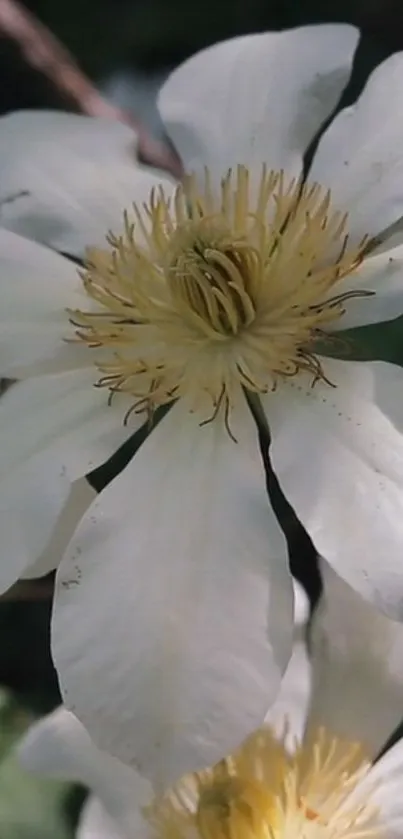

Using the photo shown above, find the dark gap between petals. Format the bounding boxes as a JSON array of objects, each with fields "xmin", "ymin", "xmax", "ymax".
[
  {"xmin": 87, "ymin": 401, "xmax": 173, "ymax": 493},
  {"xmin": 59, "ymin": 252, "xmax": 85, "ymax": 267},
  {"xmin": 245, "ymin": 389, "xmax": 323, "ymax": 619},
  {"xmin": 374, "ymin": 718, "xmax": 403, "ymax": 763}
]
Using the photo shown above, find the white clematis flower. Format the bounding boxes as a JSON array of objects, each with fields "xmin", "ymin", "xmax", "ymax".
[{"xmin": 2, "ymin": 22, "xmax": 403, "ymax": 784}]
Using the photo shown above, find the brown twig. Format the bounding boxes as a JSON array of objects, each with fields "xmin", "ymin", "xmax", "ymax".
[{"xmin": 0, "ymin": 0, "xmax": 182, "ymax": 176}]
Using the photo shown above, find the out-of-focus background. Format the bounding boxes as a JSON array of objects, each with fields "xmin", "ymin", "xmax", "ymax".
[
  {"xmin": 1, "ymin": 0, "xmax": 403, "ymax": 834},
  {"xmin": 2, "ymin": 0, "xmax": 403, "ymax": 133}
]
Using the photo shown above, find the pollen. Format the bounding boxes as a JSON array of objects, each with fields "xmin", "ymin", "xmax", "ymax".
[
  {"xmin": 68, "ymin": 166, "xmax": 373, "ymax": 426},
  {"xmin": 146, "ymin": 726, "xmax": 378, "ymax": 839}
]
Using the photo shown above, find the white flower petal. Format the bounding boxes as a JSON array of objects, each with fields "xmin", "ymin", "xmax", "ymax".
[
  {"xmin": 310, "ymin": 52, "xmax": 403, "ymax": 245},
  {"xmin": 0, "ymin": 111, "xmax": 177, "ymax": 257},
  {"xmin": 0, "ymin": 230, "xmax": 89, "ymax": 377},
  {"xmin": 264, "ymin": 358, "xmax": 403, "ymax": 619},
  {"xmin": 52, "ymin": 397, "xmax": 293, "ymax": 789},
  {"xmin": 363, "ymin": 742, "xmax": 403, "ymax": 834},
  {"xmin": 22, "ymin": 479, "xmax": 96, "ymax": 580},
  {"xmin": 0, "ymin": 369, "xmax": 135, "ymax": 481},
  {"xmin": 327, "ymin": 244, "xmax": 403, "ymax": 330},
  {"xmin": 338, "ymin": 738, "xmax": 403, "ymax": 836},
  {"xmin": 372, "ymin": 360, "xmax": 403, "ymax": 434},
  {"xmin": 293, "ymin": 579, "xmax": 310, "ymax": 627},
  {"xmin": 0, "ymin": 452, "xmax": 72, "ymax": 593},
  {"xmin": 265, "ymin": 581, "xmax": 311, "ymax": 746},
  {"xmin": 0, "ymin": 370, "xmax": 141, "ymax": 592},
  {"xmin": 77, "ymin": 797, "xmax": 127, "ymax": 839},
  {"xmin": 158, "ymin": 25, "xmax": 358, "ymax": 183},
  {"xmin": 306, "ymin": 561, "xmax": 403, "ymax": 757},
  {"xmin": 17, "ymin": 706, "xmax": 151, "ymax": 835}
]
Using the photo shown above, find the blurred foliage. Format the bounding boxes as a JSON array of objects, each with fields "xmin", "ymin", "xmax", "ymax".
[
  {"xmin": 356, "ymin": 317, "xmax": 403, "ymax": 364},
  {"xmin": 17, "ymin": 0, "xmax": 403, "ymax": 73},
  {"xmin": 0, "ymin": 692, "xmax": 73, "ymax": 839},
  {"xmin": 319, "ymin": 317, "xmax": 403, "ymax": 364},
  {"xmin": 0, "ymin": 595, "xmax": 60, "ymax": 714}
]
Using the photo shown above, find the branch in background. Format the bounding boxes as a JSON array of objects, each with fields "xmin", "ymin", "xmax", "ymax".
[{"xmin": 0, "ymin": 0, "xmax": 182, "ymax": 176}]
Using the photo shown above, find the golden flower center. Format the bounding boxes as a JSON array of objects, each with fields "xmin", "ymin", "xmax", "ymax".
[
  {"xmin": 68, "ymin": 166, "xmax": 373, "ymax": 425},
  {"xmin": 168, "ymin": 236, "xmax": 257, "ymax": 336},
  {"xmin": 146, "ymin": 726, "xmax": 378, "ymax": 839},
  {"xmin": 196, "ymin": 775, "xmax": 270, "ymax": 839}
]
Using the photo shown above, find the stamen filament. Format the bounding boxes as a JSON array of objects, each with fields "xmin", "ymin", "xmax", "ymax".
[
  {"xmin": 69, "ymin": 165, "xmax": 373, "ymax": 429},
  {"xmin": 146, "ymin": 727, "xmax": 378, "ymax": 839}
]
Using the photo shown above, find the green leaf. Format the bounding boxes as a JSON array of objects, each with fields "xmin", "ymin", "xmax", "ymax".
[
  {"xmin": 0, "ymin": 691, "xmax": 73, "ymax": 839},
  {"xmin": 318, "ymin": 315, "xmax": 403, "ymax": 366}
]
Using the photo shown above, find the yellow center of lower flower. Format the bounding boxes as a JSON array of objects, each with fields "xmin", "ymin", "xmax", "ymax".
[
  {"xmin": 68, "ymin": 166, "xmax": 373, "ymax": 426},
  {"xmin": 146, "ymin": 726, "xmax": 378, "ymax": 839}
]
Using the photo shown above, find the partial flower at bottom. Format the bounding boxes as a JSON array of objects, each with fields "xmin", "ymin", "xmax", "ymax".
[
  {"xmin": 18, "ymin": 654, "xmax": 403, "ymax": 839},
  {"xmin": 147, "ymin": 727, "xmax": 384, "ymax": 839},
  {"xmin": 17, "ymin": 605, "xmax": 310, "ymax": 839},
  {"xmin": 18, "ymin": 580, "xmax": 403, "ymax": 839}
]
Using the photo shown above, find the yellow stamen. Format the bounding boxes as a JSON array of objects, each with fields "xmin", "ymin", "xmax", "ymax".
[
  {"xmin": 68, "ymin": 166, "xmax": 373, "ymax": 426},
  {"xmin": 146, "ymin": 727, "xmax": 378, "ymax": 839}
]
